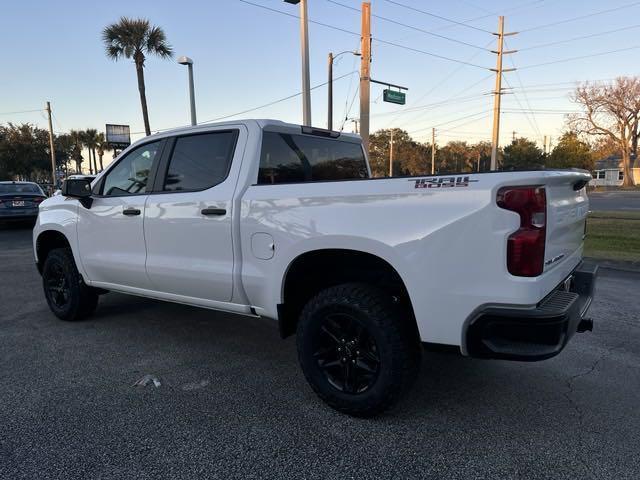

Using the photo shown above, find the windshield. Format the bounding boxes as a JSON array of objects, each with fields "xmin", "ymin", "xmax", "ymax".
[{"xmin": 0, "ymin": 183, "xmax": 43, "ymax": 194}]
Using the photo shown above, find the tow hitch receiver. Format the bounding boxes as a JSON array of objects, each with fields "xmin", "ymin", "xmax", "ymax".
[{"xmin": 577, "ymin": 318, "xmax": 594, "ymax": 333}]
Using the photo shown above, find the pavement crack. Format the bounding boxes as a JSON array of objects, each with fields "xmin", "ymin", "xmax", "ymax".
[{"xmin": 562, "ymin": 342, "xmax": 626, "ymax": 479}]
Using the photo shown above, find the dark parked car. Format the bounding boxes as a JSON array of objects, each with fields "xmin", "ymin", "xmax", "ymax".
[{"xmin": 0, "ymin": 181, "xmax": 47, "ymax": 223}]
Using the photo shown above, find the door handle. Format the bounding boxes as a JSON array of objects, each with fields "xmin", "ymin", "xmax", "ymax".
[
  {"xmin": 201, "ymin": 207, "xmax": 226, "ymax": 216},
  {"xmin": 122, "ymin": 208, "xmax": 141, "ymax": 216}
]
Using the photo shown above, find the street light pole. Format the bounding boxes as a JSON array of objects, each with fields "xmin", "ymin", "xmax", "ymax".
[
  {"xmin": 285, "ymin": 0, "xmax": 311, "ymax": 126},
  {"xmin": 178, "ymin": 56, "xmax": 197, "ymax": 126}
]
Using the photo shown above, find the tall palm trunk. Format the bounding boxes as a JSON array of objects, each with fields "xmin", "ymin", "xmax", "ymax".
[
  {"xmin": 98, "ymin": 153, "xmax": 104, "ymax": 171},
  {"xmin": 135, "ymin": 57, "xmax": 151, "ymax": 136},
  {"xmin": 92, "ymin": 148, "xmax": 98, "ymax": 173}
]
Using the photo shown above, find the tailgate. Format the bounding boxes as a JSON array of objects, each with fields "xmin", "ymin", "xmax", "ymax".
[{"xmin": 543, "ymin": 172, "xmax": 590, "ymax": 272}]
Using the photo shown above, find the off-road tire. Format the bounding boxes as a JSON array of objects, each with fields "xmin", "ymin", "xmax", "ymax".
[
  {"xmin": 42, "ymin": 247, "xmax": 99, "ymax": 321},
  {"xmin": 296, "ymin": 283, "xmax": 421, "ymax": 417}
]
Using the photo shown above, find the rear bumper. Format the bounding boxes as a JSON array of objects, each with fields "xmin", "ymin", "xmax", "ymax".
[
  {"xmin": 0, "ymin": 208, "xmax": 39, "ymax": 220},
  {"xmin": 465, "ymin": 262, "xmax": 597, "ymax": 361}
]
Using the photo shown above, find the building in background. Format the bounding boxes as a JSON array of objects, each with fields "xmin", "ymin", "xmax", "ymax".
[{"xmin": 590, "ymin": 155, "xmax": 640, "ymax": 187}]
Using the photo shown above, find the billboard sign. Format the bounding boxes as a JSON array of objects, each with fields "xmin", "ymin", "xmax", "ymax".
[{"xmin": 105, "ymin": 124, "xmax": 131, "ymax": 148}]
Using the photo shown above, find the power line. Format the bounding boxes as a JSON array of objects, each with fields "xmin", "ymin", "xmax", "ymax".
[
  {"xmin": 395, "ymin": 73, "xmax": 493, "ymax": 128},
  {"xmin": 0, "ymin": 108, "xmax": 43, "ymax": 116},
  {"xmin": 519, "ymin": 0, "xmax": 640, "ymax": 33},
  {"xmin": 504, "ymin": 40, "xmax": 542, "ymax": 140},
  {"xmin": 503, "ymin": 76, "xmax": 543, "ymax": 141},
  {"xmin": 520, "ymin": 24, "xmax": 640, "ymax": 50},
  {"xmin": 408, "ymin": 110, "xmax": 491, "ymax": 134},
  {"xmin": 199, "ymin": 71, "xmax": 359, "ymax": 125},
  {"xmin": 340, "ymin": 84, "xmax": 360, "ymax": 131},
  {"xmin": 238, "ymin": 0, "xmax": 359, "ymax": 36},
  {"xmin": 520, "ymin": 45, "xmax": 640, "ymax": 70},
  {"xmin": 326, "ymin": 0, "xmax": 491, "ymax": 51},
  {"xmin": 502, "ymin": 109, "xmax": 580, "ymax": 114},
  {"xmin": 382, "ymin": 39, "xmax": 494, "ymax": 128},
  {"xmin": 238, "ymin": 0, "xmax": 489, "ymax": 69},
  {"xmin": 381, "ymin": 0, "xmax": 493, "ymax": 33},
  {"xmin": 130, "ymin": 70, "xmax": 358, "ymax": 135}
]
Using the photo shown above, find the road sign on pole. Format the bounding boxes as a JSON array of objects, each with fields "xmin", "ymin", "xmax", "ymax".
[{"xmin": 383, "ymin": 89, "xmax": 406, "ymax": 105}]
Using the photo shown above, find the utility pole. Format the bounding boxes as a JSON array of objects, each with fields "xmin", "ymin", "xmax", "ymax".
[
  {"xmin": 352, "ymin": 119, "xmax": 359, "ymax": 133},
  {"xmin": 431, "ymin": 128, "xmax": 436, "ymax": 175},
  {"xmin": 543, "ymin": 135, "xmax": 548, "ymax": 155},
  {"xmin": 45, "ymin": 102, "xmax": 57, "ymax": 188},
  {"xmin": 512, "ymin": 130, "xmax": 516, "ymax": 143},
  {"xmin": 389, "ymin": 129, "xmax": 394, "ymax": 177},
  {"xmin": 359, "ymin": 1, "xmax": 372, "ymax": 153},
  {"xmin": 490, "ymin": 16, "xmax": 517, "ymax": 171},
  {"xmin": 328, "ymin": 53, "xmax": 333, "ymax": 130}
]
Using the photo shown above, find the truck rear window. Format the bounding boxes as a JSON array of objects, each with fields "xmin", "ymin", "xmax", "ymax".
[{"xmin": 258, "ymin": 132, "xmax": 368, "ymax": 185}]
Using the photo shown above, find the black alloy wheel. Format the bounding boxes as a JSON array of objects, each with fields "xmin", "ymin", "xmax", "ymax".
[
  {"xmin": 313, "ymin": 312, "xmax": 380, "ymax": 394},
  {"xmin": 45, "ymin": 261, "xmax": 71, "ymax": 309}
]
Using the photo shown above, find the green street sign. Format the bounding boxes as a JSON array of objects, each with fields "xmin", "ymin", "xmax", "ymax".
[{"xmin": 383, "ymin": 89, "xmax": 406, "ymax": 105}]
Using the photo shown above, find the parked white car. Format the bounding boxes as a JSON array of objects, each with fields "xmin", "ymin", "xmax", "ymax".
[{"xmin": 33, "ymin": 119, "xmax": 596, "ymax": 416}]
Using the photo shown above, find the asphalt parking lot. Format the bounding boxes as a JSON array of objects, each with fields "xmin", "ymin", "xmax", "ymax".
[
  {"xmin": 1, "ymin": 224, "xmax": 639, "ymax": 480},
  {"xmin": 589, "ymin": 190, "xmax": 640, "ymax": 211}
]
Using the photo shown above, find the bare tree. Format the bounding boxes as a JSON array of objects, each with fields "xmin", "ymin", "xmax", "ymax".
[{"xmin": 570, "ymin": 77, "xmax": 640, "ymax": 187}]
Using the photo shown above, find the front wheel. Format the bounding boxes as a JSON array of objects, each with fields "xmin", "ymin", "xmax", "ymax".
[
  {"xmin": 42, "ymin": 248, "xmax": 99, "ymax": 321},
  {"xmin": 296, "ymin": 283, "xmax": 420, "ymax": 417}
]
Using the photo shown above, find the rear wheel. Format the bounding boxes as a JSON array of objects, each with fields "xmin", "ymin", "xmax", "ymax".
[
  {"xmin": 42, "ymin": 248, "xmax": 99, "ymax": 321},
  {"xmin": 296, "ymin": 283, "xmax": 420, "ymax": 417}
]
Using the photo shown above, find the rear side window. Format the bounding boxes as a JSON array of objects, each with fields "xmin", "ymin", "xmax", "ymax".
[
  {"xmin": 258, "ymin": 132, "xmax": 368, "ymax": 185},
  {"xmin": 163, "ymin": 131, "xmax": 237, "ymax": 192}
]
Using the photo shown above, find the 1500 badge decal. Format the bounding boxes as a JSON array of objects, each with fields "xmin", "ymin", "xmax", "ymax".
[{"xmin": 410, "ymin": 176, "xmax": 478, "ymax": 189}]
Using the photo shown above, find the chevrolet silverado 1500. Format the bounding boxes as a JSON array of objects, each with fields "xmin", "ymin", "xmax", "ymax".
[{"xmin": 33, "ymin": 119, "xmax": 596, "ymax": 416}]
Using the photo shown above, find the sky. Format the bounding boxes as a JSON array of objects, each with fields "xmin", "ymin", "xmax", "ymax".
[{"xmin": 1, "ymin": 0, "xmax": 638, "ymax": 171}]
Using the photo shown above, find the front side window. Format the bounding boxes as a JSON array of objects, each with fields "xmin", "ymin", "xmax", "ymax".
[
  {"xmin": 258, "ymin": 132, "xmax": 368, "ymax": 185},
  {"xmin": 163, "ymin": 131, "xmax": 237, "ymax": 192},
  {"xmin": 102, "ymin": 141, "xmax": 161, "ymax": 196}
]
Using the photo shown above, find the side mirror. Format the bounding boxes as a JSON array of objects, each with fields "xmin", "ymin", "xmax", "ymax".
[
  {"xmin": 61, "ymin": 178, "xmax": 93, "ymax": 208},
  {"xmin": 62, "ymin": 178, "xmax": 92, "ymax": 198}
]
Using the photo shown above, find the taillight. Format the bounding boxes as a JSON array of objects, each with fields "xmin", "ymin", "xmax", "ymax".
[
  {"xmin": 497, "ymin": 186, "xmax": 546, "ymax": 277},
  {"xmin": 33, "ymin": 197, "xmax": 44, "ymax": 204}
]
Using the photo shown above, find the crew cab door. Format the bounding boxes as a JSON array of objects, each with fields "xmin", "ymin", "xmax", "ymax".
[
  {"xmin": 143, "ymin": 127, "xmax": 243, "ymax": 302},
  {"xmin": 77, "ymin": 139, "xmax": 165, "ymax": 289}
]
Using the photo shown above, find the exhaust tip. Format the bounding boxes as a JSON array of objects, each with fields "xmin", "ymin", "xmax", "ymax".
[{"xmin": 577, "ymin": 318, "xmax": 593, "ymax": 333}]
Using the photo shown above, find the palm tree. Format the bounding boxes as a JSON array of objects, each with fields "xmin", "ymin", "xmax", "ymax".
[
  {"xmin": 69, "ymin": 130, "xmax": 84, "ymax": 174},
  {"xmin": 102, "ymin": 17, "xmax": 173, "ymax": 136},
  {"xmin": 82, "ymin": 129, "xmax": 99, "ymax": 175},
  {"xmin": 95, "ymin": 132, "xmax": 108, "ymax": 172}
]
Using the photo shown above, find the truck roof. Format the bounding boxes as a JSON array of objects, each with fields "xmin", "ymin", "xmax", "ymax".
[{"xmin": 145, "ymin": 119, "xmax": 362, "ymax": 143}]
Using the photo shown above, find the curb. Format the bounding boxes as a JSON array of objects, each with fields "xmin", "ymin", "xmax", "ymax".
[{"xmin": 585, "ymin": 257, "xmax": 640, "ymax": 273}]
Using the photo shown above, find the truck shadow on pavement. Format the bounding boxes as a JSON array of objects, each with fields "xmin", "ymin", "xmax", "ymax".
[{"xmin": 88, "ymin": 292, "xmax": 580, "ymax": 428}]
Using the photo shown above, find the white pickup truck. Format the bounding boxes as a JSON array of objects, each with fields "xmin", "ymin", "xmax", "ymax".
[{"xmin": 33, "ymin": 119, "xmax": 597, "ymax": 416}]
